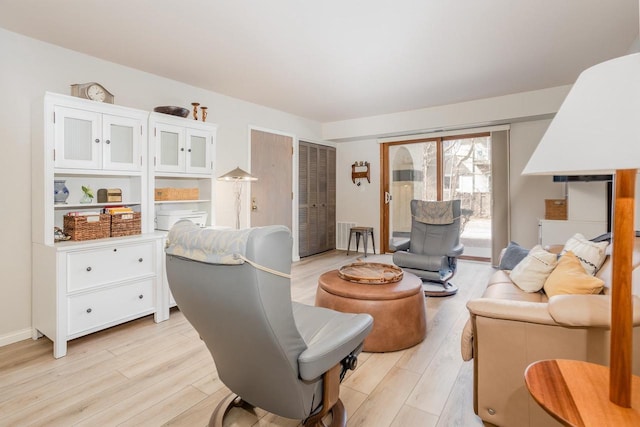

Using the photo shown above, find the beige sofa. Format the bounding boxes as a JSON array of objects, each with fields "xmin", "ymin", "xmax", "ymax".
[{"xmin": 462, "ymin": 238, "xmax": 640, "ymax": 427}]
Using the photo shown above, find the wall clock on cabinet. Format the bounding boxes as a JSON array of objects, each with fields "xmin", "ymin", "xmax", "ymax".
[{"xmin": 70, "ymin": 82, "xmax": 114, "ymax": 103}]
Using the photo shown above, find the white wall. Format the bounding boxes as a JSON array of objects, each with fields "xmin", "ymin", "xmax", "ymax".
[
  {"xmin": 333, "ymin": 119, "xmax": 563, "ymax": 253},
  {"xmin": 323, "ymin": 86, "xmax": 570, "ymax": 141},
  {"xmin": 336, "ymin": 139, "xmax": 381, "ymax": 249},
  {"xmin": 325, "ymin": 87, "xmax": 576, "ymax": 253},
  {"xmin": 0, "ymin": 28, "xmax": 324, "ymax": 344},
  {"xmin": 509, "ymin": 119, "xmax": 564, "ymax": 246}
]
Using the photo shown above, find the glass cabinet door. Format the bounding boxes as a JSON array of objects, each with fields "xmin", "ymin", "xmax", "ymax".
[
  {"xmin": 155, "ymin": 123, "xmax": 185, "ymax": 173},
  {"xmin": 102, "ymin": 114, "xmax": 142, "ymax": 171},
  {"xmin": 185, "ymin": 128, "xmax": 211, "ymax": 174},
  {"xmin": 54, "ymin": 106, "xmax": 101, "ymax": 169}
]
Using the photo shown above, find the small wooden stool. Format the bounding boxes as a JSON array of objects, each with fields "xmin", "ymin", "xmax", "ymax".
[{"xmin": 347, "ymin": 226, "xmax": 375, "ymax": 257}]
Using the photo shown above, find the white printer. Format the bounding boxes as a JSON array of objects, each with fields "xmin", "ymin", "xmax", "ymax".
[{"xmin": 155, "ymin": 210, "xmax": 208, "ymax": 231}]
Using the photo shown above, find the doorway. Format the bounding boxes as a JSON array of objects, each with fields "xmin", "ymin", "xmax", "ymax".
[
  {"xmin": 382, "ymin": 133, "xmax": 493, "ymax": 260},
  {"xmin": 250, "ymin": 128, "xmax": 293, "ymax": 229}
]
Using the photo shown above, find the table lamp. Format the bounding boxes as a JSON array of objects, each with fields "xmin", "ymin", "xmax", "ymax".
[
  {"xmin": 524, "ymin": 52, "xmax": 640, "ymax": 408},
  {"xmin": 218, "ymin": 167, "xmax": 257, "ymax": 229}
]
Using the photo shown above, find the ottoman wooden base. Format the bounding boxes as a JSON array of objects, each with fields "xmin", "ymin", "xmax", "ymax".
[{"xmin": 316, "ymin": 270, "xmax": 426, "ymax": 352}]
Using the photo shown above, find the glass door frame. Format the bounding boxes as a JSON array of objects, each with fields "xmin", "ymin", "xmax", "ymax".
[{"xmin": 380, "ymin": 132, "xmax": 490, "ymax": 255}]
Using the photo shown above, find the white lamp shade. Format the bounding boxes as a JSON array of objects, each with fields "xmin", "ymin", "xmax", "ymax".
[{"xmin": 524, "ymin": 53, "xmax": 640, "ymax": 176}]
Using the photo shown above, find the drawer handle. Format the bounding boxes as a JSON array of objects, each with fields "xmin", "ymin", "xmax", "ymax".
[
  {"xmin": 86, "ymin": 267, "xmax": 92, "ymax": 272},
  {"xmin": 113, "ymin": 248, "xmax": 117, "ymax": 252},
  {"xmin": 86, "ymin": 308, "xmax": 92, "ymax": 313},
  {"xmin": 138, "ymin": 258, "xmax": 143, "ymax": 262},
  {"xmin": 138, "ymin": 294, "xmax": 144, "ymax": 299}
]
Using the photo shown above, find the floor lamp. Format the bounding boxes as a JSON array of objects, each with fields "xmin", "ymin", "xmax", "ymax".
[
  {"xmin": 523, "ymin": 53, "xmax": 640, "ymax": 420},
  {"xmin": 218, "ymin": 167, "xmax": 257, "ymax": 229}
]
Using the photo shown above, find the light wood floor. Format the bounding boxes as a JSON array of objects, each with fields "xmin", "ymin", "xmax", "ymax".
[{"xmin": 0, "ymin": 251, "xmax": 493, "ymax": 427}]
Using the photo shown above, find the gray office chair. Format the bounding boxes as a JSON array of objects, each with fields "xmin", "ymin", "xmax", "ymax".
[
  {"xmin": 392, "ymin": 199, "xmax": 464, "ymax": 297},
  {"xmin": 165, "ymin": 221, "xmax": 373, "ymax": 427}
]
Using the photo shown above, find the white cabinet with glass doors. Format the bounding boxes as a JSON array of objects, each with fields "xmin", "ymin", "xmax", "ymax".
[
  {"xmin": 53, "ymin": 105, "xmax": 143, "ymax": 171},
  {"xmin": 31, "ymin": 92, "xmax": 166, "ymax": 358},
  {"xmin": 149, "ymin": 113, "xmax": 217, "ymax": 308},
  {"xmin": 150, "ymin": 113, "xmax": 214, "ymax": 175},
  {"xmin": 149, "ymin": 113, "xmax": 217, "ymax": 233}
]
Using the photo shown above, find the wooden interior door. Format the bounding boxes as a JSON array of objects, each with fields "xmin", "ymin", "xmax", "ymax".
[{"xmin": 250, "ymin": 129, "xmax": 292, "ymax": 229}]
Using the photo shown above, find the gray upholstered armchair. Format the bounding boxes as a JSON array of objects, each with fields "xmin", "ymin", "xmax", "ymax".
[
  {"xmin": 165, "ymin": 221, "xmax": 373, "ymax": 427},
  {"xmin": 392, "ymin": 199, "xmax": 464, "ymax": 296}
]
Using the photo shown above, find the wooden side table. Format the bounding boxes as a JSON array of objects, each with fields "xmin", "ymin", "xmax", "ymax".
[
  {"xmin": 525, "ymin": 359, "xmax": 640, "ymax": 426},
  {"xmin": 346, "ymin": 226, "xmax": 375, "ymax": 257}
]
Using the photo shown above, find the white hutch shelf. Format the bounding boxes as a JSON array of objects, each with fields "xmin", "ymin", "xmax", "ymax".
[{"xmin": 31, "ymin": 93, "xmax": 212, "ymax": 357}]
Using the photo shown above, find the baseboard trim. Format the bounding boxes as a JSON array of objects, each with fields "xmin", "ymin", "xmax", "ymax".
[{"xmin": 0, "ymin": 328, "xmax": 33, "ymax": 347}]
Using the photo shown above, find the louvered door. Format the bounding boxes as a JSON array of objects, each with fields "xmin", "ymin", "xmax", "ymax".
[
  {"xmin": 298, "ymin": 141, "xmax": 336, "ymax": 257},
  {"xmin": 298, "ymin": 143, "xmax": 310, "ymax": 257}
]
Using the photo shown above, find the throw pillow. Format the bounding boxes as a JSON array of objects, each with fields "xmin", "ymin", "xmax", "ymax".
[
  {"xmin": 509, "ymin": 245, "xmax": 558, "ymax": 292},
  {"xmin": 562, "ymin": 233, "xmax": 609, "ymax": 275},
  {"xmin": 544, "ymin": 250, "xmax": 605, "ymax": 297},
  {"xmin": 499, "ymin": 241, "xmax": 530, "ymax": 270}
]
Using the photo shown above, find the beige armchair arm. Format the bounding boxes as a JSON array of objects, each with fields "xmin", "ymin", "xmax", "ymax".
[
  {"xmin": 466, "ymin": 298, "xmax": 557, "ymax": 325},
  {"xmin": 461, "ymin": 298, "xmax": 556, "ymax": 362}
]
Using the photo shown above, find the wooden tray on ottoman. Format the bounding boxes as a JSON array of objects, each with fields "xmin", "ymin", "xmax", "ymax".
[{"xmin": 338, "ymin": 262, "xmax": 403, "ymax": 284}]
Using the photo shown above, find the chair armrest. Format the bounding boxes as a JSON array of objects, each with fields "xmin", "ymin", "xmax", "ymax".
[
  {"xmin": 391, "ymin": 238, "xmax": 410, "ymax": 252},
  {"xmin": 548, "ymin": 294, "xmax": 640, "ymax": 327},
  {"xmin": 460, "ymin": 318, "xmax": 474, "ymax": 361},
  {"xmin": 466, "ymin": 298, "xmax": 558, "ymax": 326},
  {"xmin": 447, "ymin": 243, "xmax": 464, "ymax": 258},
  {"xmin": 294, "ymin": 303, "xmax": 373, "ymax": 381}
]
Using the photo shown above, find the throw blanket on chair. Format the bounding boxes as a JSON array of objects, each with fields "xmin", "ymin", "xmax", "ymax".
[
  {"xmin": 165, "ymin": 220, "xmax": 252, "ymax": 265},
  {"xmin": 413, "ymin": 200, "xmax": 454, "ymax": 225}
]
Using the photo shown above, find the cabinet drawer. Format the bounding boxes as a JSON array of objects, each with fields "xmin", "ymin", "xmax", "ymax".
[
  {"xmin": 68, "ymin": 280, "xmax": 154, "ymax": 336},
  {"xmin": 67, "ymin": 242, "xmax": 155, "ymax": 291}
]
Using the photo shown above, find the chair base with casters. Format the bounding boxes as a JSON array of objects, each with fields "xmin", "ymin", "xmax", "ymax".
[
  {"xmin": 210, "ymin": 362, "xmax": 349, "ymax": 427},
  {"xmin": 400, "ymin": 265, "xmax": 459, "ymax": 297},
  {"xmin": 165, "ymin": 222, "xmax": 373, "ymax": 427}
]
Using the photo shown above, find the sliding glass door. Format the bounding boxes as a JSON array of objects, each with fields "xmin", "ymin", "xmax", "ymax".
[{"xmin": 382, "ymin": 133, "xmax": 493, "ymax": 260}]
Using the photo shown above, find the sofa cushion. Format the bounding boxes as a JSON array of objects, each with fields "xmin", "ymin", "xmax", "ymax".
[
  {"xmin": 562, "ymin": 233, "xmax": 608, "ymax": 275},
  {"xmin": 483, "ymin": 281, "xmax": 548, "ymax": 302},
  {"xmin": 509, "ymin": 245, "xmax": 558, "ymax": 293},
  {"xmin": 544, "ymin": 251, "xmax": 605, "ymax": 297},
  {"xmin": 498, "ymin": 241, "xmax": 529, "ymax": 270}
]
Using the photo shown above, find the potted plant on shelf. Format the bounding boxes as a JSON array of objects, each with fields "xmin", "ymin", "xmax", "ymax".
[{"xmin": 80, "ymin": 185, "xmax": 94, "ymax": 204}]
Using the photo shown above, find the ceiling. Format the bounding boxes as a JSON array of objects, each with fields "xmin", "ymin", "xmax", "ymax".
[{"xmin": 0, "ymin": 1, "xmax": 637, "ymax": 122}]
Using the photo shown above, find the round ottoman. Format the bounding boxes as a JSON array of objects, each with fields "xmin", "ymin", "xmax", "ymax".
[{"xmin": 315, "ymin": 270, "xmax": 426, "ymax": 352}]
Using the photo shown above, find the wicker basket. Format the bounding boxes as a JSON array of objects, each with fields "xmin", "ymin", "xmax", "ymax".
[
  {"xmin": 545, "ymin": 199, "xmax": 568, "ymax": 220},
  {"xmin": 110, "ymin": 212, "xmax": 142, "ymax": 237},
  {"xmin": 64, "ymin": 214, "xmax": 111, "ymax": 241},
  {"xmin": 154, "ymin": 187, "xmax": 199, "ymax": 201}
]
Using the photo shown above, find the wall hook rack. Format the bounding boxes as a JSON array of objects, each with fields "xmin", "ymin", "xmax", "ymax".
[{"xmin": 352, "ymin": 161, "xmax": 370, "ymax": 184}]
